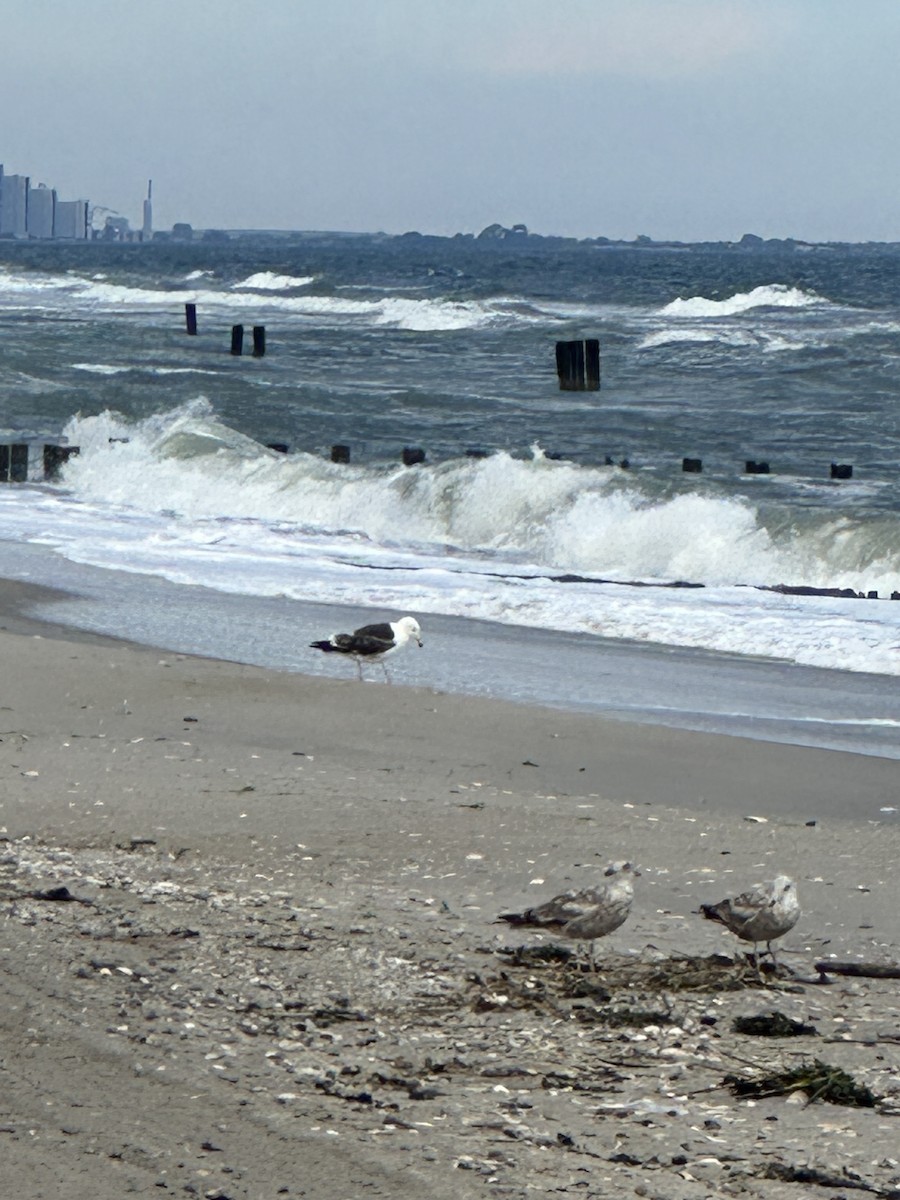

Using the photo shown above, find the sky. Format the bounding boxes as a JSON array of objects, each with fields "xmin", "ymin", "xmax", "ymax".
[{"xmin": 3, "ymin": 0, "xmax": 900, "ymax": 242}]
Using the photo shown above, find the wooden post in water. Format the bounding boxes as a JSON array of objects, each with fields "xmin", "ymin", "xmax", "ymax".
[
  {"xmin": 572, "ymin": 340, "xmax": 585, "ymax": 390},
  {"xmin": 230, "ymin": 325, "xmax": 244, "ymax": 356},
  {"xmin": 43, "ymin": 444, "xmax": 79, "ymax": 480},
  {"xmin": 331, "ymin": 444, "xmax": 351, "ymax": 464},
  {"xmin": 185, "ymin": 303, "xmax": 198, "ymax": 335},
  {"xmin": 0, "ymin": 446, "xmax": 9, "ymax": 482},
  {"xmin": 682, "ymin": 457, "xmax": 703, "ymax": 473},
  {"xmin": 402, "ymin": 447, "xmax": 426, "ymax": 466},
  {"xmin": 10, "ymin": 444, "xmax": 28, "ymax": 482},
  {"xmin": 555, "ymin": 341, "xmax": 575, "ymax": 390},
  {"xmin": 555, "ymin": 339, "xmax": 600, "ymax": 391},
  {"xmin": 830, "ymin": 462, "xmax": 853, "ymax": 479},
  {"xmin": 584, "ymin": 338, "xmax": 601, "ymax": 390},
  {"xmin": 252, "ymin": 326, "xmax": 266, "ymax": 357},
  {"xmin": 745, "ymin": 460, "xmax": 770, "ymax": 474}
]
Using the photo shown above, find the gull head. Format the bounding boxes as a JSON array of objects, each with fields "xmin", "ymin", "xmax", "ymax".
[
  {"xmin": 604, "ymin": 860, "xmax": 641, "ymax": 878},
  {"xmin": 397, "ymin": 616, "xmax": 423, "ymax": 647}
]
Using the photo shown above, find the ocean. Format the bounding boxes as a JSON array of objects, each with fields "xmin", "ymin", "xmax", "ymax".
[{"xmin": 0, "ymin": 234, "xmax": 898, "ymax": 757}]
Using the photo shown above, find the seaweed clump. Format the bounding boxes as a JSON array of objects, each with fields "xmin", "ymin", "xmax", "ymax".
[
  {"xmin": 732, "ymin": 1010, "xmax": 818, "ymax": 1038},
  {"xmin": 724, "ymin": 1059, "xmax": 878, "ymax": 1107}
]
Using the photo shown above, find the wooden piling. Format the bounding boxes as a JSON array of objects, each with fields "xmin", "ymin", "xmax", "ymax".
[
  {"xmin": 331, "ymin": 444, "xmax": 351, "ymax": 464},
  {"xmin": 584, "ymin": 338, "xmax": 601, "ymax": 390},
  {"xmin": 830, "ymin": 463, "xmax": 853, "ymax": 479},
  {"xmin": 43, "ymin": 444, "xmax": 79, "ymax": 480},
  {"xmin": 266, "ymin": 442, "xmax": 288, "ymax": 454},
  {"xmin": 555, "ymin": 339, "xmax": 601, "ymax": 391},
  {"xmin": 230, "ymin": 325, "xmax": 244, "ymax": 356},
  {"xmin": 402, "ymin": 447, "xmax": 426, "ymax": 466},
  {"xmin": 185, "ymin": 303, "xmax": 198, "ymax": 335},
  {"xmin": 682, "ymin": 457, "xmax": 703, "ymax": 473},
  {"xmin": 252, "ymin": 326, "xmax": 266, "ymax": 357},
  {"xmin": 745, "ymin": 460, "xmax": 770, "ymax": 474},
  {"xmin": 571, "ymin": 340, "xmax": 585, "ymax": 391},
  {"xmin": 10, "ymin": 444, "xmax": 28, "ymax": 482},
  {"xmin": 556, "ymin": 341, "xmax": 580, "ymax": 390}
]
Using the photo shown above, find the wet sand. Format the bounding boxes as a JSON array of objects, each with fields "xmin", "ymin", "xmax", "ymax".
[{"xmin": 1, "ymin": 579, "xmax": 898, "ymax": 1199}]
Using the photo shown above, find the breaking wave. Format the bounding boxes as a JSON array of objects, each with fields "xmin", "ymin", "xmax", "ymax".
[{"xmin": 660, "ymin": 283, "xmax": 828, "ymax": 319}]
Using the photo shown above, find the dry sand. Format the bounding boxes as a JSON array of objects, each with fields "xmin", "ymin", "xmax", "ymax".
[{"xmin": 1, "ymin": 579, "xmax": 898, "ymax": 1199}]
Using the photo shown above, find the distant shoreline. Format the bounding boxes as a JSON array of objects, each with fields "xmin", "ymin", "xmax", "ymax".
[{"xmin": 5, "ymin": 225, "xmax": 900, "ymax": 252}]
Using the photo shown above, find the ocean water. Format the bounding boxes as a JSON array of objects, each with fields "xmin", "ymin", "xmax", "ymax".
[{"xmin": 0, "ymin": 236, "xmax": 898, "ymax": 719}]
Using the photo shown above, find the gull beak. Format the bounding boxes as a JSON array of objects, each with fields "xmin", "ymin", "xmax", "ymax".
[{"xmin": 416, "ymin": 637, "xmax": 423, "ymax": 647}]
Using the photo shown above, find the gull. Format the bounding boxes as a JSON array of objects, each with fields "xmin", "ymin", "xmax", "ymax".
[
  {"xmin": 497, "ymin": 860, "xmax": 639, "ymax": 967},
  {"xmin": 700, "ymin": 874, "xmax": 799, "ymax": 978},
  {"xmin": 309, "ymin": 615, "xmax": 423, "ymax": 682}
]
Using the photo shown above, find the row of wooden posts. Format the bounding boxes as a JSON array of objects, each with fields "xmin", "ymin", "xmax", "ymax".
[
  {"xmin": 682, "ymin": 458, "xmax": 855, "ymax": 479},
  {"xmin": 0, "ymin": 434, "xmax": 858, "ymax": 486},
  {"xmin": 0, "ymin": 443, "xmax": 79, "ymax": 482},
  {"xmin": 184, "ymin": 304, "xmax": 266, "ymax": 357},
  {"xmin": 296, "ymin": 444, "xmax": 857, "ymax": 479},
  {"xmin": 0, "ymin": 441, "xmax": 857, "ymax": 482}
]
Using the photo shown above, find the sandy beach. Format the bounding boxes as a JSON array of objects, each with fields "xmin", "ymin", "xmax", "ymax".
[{"xmin": 1, "ymin": 579, "xmax": 898, "ymax": 1200}]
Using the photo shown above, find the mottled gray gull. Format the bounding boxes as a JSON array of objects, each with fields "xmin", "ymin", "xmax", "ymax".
[
  {"xmin": 310, "ymin": 615, "xmax": 423, "ymax": 681},
  {"xmin": 701, "ymin": 874, "xmax": 799, "ymax": 978},
  {"xmin": 498, "ymin": 860, "xmax": 639, "ymax": 967}
]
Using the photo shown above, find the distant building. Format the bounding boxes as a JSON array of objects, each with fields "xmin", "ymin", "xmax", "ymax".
[
  {"xmin": 0, "ymin": 171, "xmax": 30, "ymax": 238},
  {"xmin": 103, "ymin": 215, "xmax": 132, "ymax": 241},
  {"xmin": 27, "ymin": 183, "xmax": 56, "ymax": 238},
  {"xmin": 172, "ymin": 222, "xmax": 193, "ymax": 242},
  {"xmin": 54, "ymin": 199, "xmax": 89, "ymax": 240}
]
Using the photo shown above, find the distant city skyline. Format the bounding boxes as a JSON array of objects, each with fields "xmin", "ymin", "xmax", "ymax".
[{"xmin": 3, "ymin": 2, "xmax": 900, "ymax": 242}]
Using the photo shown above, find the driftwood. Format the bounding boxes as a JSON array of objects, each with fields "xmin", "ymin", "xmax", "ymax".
[{"xmin": 815, "ymin": 961, "xmax": 900, "ymax": 980}]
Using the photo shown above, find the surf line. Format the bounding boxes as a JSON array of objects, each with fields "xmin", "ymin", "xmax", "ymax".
[{"xmin": 343, "ymin": 563, "xmax": 891, "ymax": 601}]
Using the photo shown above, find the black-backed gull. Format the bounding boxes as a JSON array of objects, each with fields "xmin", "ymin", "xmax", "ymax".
[{"xmin": 310, "ymin": 615, "xmax": 423, "ymax": 681}]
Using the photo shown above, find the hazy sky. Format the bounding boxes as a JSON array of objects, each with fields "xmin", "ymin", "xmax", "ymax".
[{"xmin": 3, "ymin": 0, "xmax": 900, "ymax": 241}]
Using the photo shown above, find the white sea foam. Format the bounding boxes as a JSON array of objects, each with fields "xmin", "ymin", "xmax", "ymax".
[
  {"xmin": 0, "ymin": 268, "xmax": 502, "ymax": 331},
  {"xmin": 638, "ymin": 328, "xmax": 762, "ymax": 350},
  {"xmin": 72, "ymin": 363, "xmax": 221, "ymax": 377},
  {"xmin": 72, "ymin": 362, "xmax": 130, "ymax": 375},
  {"xmin": 660, "ymin": 283, "xmax": 827, "ymax": 319},
  {"xmin": 9, "ymin": 400, "xmax": 889, "ymax": 677},
  {"xmin": 233, "ymin": 271, "xmax": 315, "ymax": 290}
]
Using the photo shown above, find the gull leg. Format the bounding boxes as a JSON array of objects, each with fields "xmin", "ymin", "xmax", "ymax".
[
  {"xmin": 750, "ymin": 941, "xmax": 764, "ymax": 983},
  {"xmin": 767, "ymin": 940, "xmax": 780, "ymax": 974},
  {"xmin": 381, "ymin": 660, "xmax": 391, "ymax": 684},
  {"xmin": 356, "ymin": 658, "xmax": 364, "ymax": 682}
]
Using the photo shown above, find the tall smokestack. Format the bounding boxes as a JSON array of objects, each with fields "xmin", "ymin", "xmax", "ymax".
[{"xmin": 142, "ymin": 179, "xmax": 153, "ymax": 241}]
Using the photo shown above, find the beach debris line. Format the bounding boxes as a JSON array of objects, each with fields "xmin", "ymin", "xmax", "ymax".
[
  {"xmin": 496, "ymin": 860, "xmax": 639, "ymax": 969},
  {"xmin": 700, "ymin": 874, "xmax": 800, "ymax": 980},
  {"xmin": 309, "ymin": 615, "xmax": 423, "ymax": 682}
]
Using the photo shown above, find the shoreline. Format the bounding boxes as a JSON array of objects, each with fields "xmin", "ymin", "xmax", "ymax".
[
  {"xmin": 0, "ymin": 575, "xmax": 897, "ymax": 826},
  {"xmin": 3, "ymin": 544, "xmax": 899, "ymax": 760}
]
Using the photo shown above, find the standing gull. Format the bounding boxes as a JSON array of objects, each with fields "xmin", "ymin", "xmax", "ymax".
[
  {"xmin": 700, "ymin": 874, "xmax": 799, "ymax": 978},
  {"xmin": 497, "ymin": 860, "xmax": 639, "ymax": 967},
  {"xmin": 310, "ymin": 615, "xmax": 423, "ymax": 682}
]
